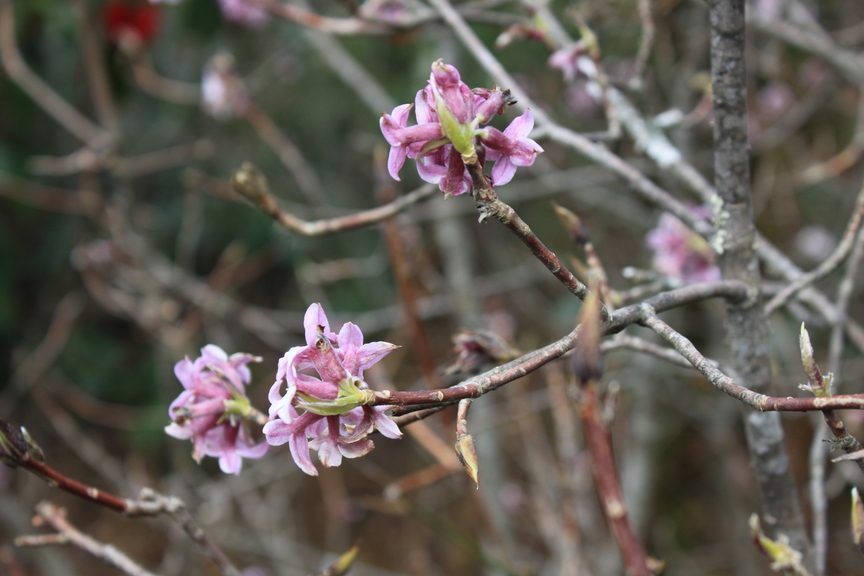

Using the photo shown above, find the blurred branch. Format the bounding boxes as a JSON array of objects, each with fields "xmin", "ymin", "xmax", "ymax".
[
  {"xmin": 765, "ymin": 182, "xmax": 864, "ymax": 314},
  {"xmin": 253, "ymin": 0, "xmax": 390, "ymax": 34},
  {"xmin": 0, "ymin": 0, "xmax": 112, "ymax": 147},
  {"xmin": 0, "ymin": 171, "xmax": 91, "ymax": 214},
  {"xmin": 243, "ymin": 102, "xmax": 326, "ymax": 204},
  {"xmin": 124, "ymin": 49, "xmax": 201, "ymax": 105},
  {"xmin": 750, "ymin": 11, "xmax": 864, "ymax": 86},
  {"xmin": 16, "ymin": 501, "xmax": 162, "ymax": 576}
]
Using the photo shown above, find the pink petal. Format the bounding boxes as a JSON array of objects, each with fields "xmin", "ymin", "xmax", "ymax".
[
  {"xmin": 490, "ymin": 157, "xmax": 517, "ymax": 186},
  {"xmin": 338, "ymin": 438, "xmax": 374, "ymax": 459},
  {"xmin": 369, "ymin": 407, "xmax": 402, "ymax": 439},
  {"xmin": 388, "ymin": 145, "xmax": 407, "ymax": 181},
  {"xmin": 303, "ymin": 303, "xmax": 332, "ymax": 347},
  {"xmin": 355, "ymin": 341, "xmax": 399, "ymax": 374},
  {"xmin": 503, "ymin": 109, "xmax": 534, "ymax": 139}
]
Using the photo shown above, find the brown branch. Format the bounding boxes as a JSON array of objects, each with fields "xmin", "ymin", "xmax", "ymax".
[
  {"xmin": 231, "ymin": 163, "xmax": 438, "ymax": 235},
  {"xmin": 0, "ymin": 421, "xmax": 242, "ymax": 576},
  {"xmin": 637, "ymin": 306, "xmax": 864, "ymax": 413},
  {"xmin": 243, "ymin": 103, "xmax": 326, "ymax": 204},
  {"xmin": 462, "ymin": 159, "xmax": 602, "ymax": 316},
  {"xmin": 16, "ymin": 502, "xmax": 161, "ymax": 576},
  {"xmin": 0, "ymin": 0, "xmax": 111, "ymax": 147},
  {"xmin": 251, "ymin": 0, "xmax": 391, "ymax": 34},
  {"xmin": 765, "ymin": 183, "xmax": 864, "ymax": 314},
  {"xmin": 372, "ymin": 281, "xmax": 751, "ymax": 410}
]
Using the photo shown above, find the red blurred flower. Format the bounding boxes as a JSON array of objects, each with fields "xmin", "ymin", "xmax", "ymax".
[{"xmin": 102, "ymin": 1, "xmax": 160, "ymax": 46}]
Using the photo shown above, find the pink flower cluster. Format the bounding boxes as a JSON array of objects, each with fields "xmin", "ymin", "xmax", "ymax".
[
  {"xmin": 165, "ymin": 345, "xmax": 269, "ymax": 475},
  {"xmin": 646, "ymin": 210, "xmax": 720, "ymax": 285},
  {"xmin": 380, "ymin": 60, "xmax": 543, "ymax": 196},
  {"xmin": 263, "ymin": 304, "xmax": 402, "ymax": 476}
]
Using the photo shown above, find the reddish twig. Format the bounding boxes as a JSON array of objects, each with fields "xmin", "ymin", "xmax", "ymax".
[
  {"xmin": 462, "ymin": 159, "xmax": 603, "ymax": 316},
  {"xmin": 16, "ymin": 501, "xmax": 161, "ymax": 576},
  {"xmin": 376, "ymin": 152, "xmax": 440, "ymax": 388},
  {"xmin": 0, "ymin": 420, "xmax": 242, "ymax": 576}
]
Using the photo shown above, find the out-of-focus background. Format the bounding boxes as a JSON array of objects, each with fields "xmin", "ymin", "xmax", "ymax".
[{"xmin": 2, "ymin": 0, "xmax": 864, "ymax": 574}]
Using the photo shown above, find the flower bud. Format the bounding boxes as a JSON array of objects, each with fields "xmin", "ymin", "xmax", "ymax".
[
  {"xmin": 853, "ymin": 487, "xmax": 864, "ymax": 556},
  {"xmin": 798, "ymin": 323, "xmax": 833, "ymax": 397}
]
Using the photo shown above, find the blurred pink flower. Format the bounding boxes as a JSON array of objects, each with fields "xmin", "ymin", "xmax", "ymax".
[
  {"xmin": 202, "ymin": 54, "xmax": 249, "ymax": 119},
  {"xmin": 217, "ymin": 0, "xmax": 269, "ymax": 27},
  {"xmin": 166, "ymin": 345, "xmax": 268, "ymax": 474},
  {"xmin": 149, "ymin": 0, "xmax": 267, "ymax": 27},
  {"xmin": 380, "ymin": 60, "xmax": 543, "ymax": 196},
  {"xmin": 646, "ymin": 210, "xmax": 720, "ymax": 285},
  {"xmin": 548, "ymin": 41, "xmax": 589, "ymax": 83},
  {"xmin": 264, "ymin": 304, "xmax": 401, "ymax": 476}
]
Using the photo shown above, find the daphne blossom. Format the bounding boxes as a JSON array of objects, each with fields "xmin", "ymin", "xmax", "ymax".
[
  {"xmin": 166, "ymin": 345, "xmax": 268, "ymax": 474},
  {"xmin": 264, "ymin": 304, "xmax": 401, "ymax": 476},
  {"xmin": 380, "ymin": 60, "xmax": 543, "ymax": 196},
  {"xmin": 646, "ymin": 209, "xmax": 720, "ymax": 285}
]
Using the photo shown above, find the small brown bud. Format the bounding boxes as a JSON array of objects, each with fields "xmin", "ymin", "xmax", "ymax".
[
  {"xmin": 231, "ymin": 162, "xmax": 272, "ymax": 205},
  {"xmin": 0, "ymin": 419, "xmax": 28, "ymax": 467},
  {"xmin": 572, "ymin": 291, "xmax": 604, "ymax": 385},
  {"xmin": 552, "ymin": 202, "xmax": 591, "ymax": 246},
  {"xmin": 455, "ymin": 434, "xmax": 480, "ymax": 488}
]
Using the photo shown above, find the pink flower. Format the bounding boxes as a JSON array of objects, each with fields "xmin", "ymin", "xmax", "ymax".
[
  {"xmin": 263, "ymin": 304, "xmax": 401, "ymax": 476},
  {"xmin": 165, "ymin": 345, "xmax": 269, "ymax": 475},
  {"xmin": 217, "ymin": 0, "xmax": 269, "ymax": 28},
  {"xmin": 379, "ymin": 60, "xmax": 543, "ymax": 196},
  {"xmin": 481, "ymin": 109, "xmax": 542, "ymax": 186},
  {"xmin": 202, "ymin": 54, "xmax": 249, "ymax": 119},
  {"xmin": 646, "ymin": 209, "xmax": 720, "ymax": 285},
  {"xmin": 548, "ymin": 41, "xmax": 589, "ymax": 83}
]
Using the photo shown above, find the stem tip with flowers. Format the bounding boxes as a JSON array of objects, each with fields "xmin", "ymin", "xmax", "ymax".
[
  {"xmin": 263, "ymin": 303, "xmax": 402, "ymax": 476},
  {"xmin": 380, "ymin": 60, "xmax": 542, "ymax": 197}
]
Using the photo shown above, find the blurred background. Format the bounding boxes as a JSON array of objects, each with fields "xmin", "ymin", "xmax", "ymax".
[{"xmin": 1, "ymin": 0, "xmax": 864, "ymax": 574}]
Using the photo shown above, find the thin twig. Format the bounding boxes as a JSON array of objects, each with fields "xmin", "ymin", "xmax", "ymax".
[
  {"xmin": 602, "ymin": 333, "xmax": 699, "ymax": 369},
  {"xmin": 636, "ymin": 306, "xmax": 864, "ymax": 413},
  {"xmin": 231, "ymin": 162, "xmax": 438, "ymax": 235},
  {"xmin": 252, "ymin": 0, "xmax": 391, "ymax": 34},
  {"xmin": 243, "ymin": 103, "xmax": 326, "ymax": 204},
  {"xmin": 628, "ymin": 0, "xmax": 655, "ymax": 90},
  {"xmin": 16, "ymin": 502, "xmax": 161, "ymax": 576},
  {"xmin": 765, "ymin": 182, "xmax": 864, "ymax": 314},
  {"xmin": 0, "ymin": 0, "xmax": 111, "ymax": 147},
  {"xmin": 0, "ymin": 423, "xmax": 243, "ymax": 576},
  {"xmin": 463, "ymin": 160, "xmax": 602, "ymax": 316}
]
